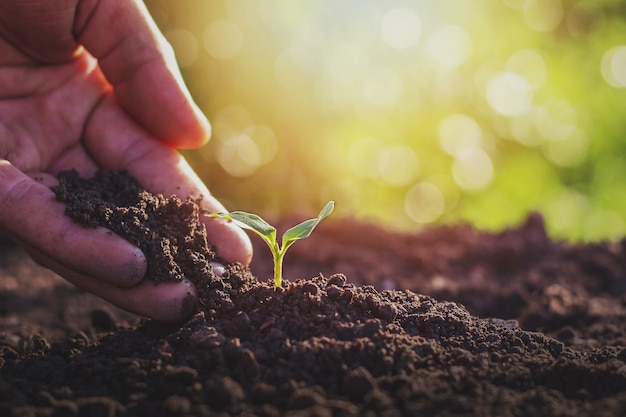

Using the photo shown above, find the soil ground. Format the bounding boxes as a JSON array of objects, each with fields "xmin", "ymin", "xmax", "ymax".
[{"xmin": 1, "ymin": 170, "xmax": 626, "ymax": 416}]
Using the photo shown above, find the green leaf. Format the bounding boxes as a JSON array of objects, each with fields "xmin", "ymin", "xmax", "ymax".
[
  {"xmin": 210, "ymin": 211, "xmax": 277, "ymax": 245},
  {"xmin": 281, "ymin": 201, "xmax": 334, "ymax": 249}
]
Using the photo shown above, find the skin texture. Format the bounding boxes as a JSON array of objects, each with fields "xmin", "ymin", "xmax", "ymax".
[{"xmin": 0, "ymin": 0, "xmax": 253, "ymax": 322}]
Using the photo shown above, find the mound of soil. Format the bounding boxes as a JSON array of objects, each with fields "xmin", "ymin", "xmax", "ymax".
[{"xmin": 1, "ymin": 170, "xmax": 626, "ymax": 416}]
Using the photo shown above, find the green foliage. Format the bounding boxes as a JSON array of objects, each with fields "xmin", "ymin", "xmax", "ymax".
[{"xmin": 208, "ymin": 201, "xmax": 334, "ymax": 287}]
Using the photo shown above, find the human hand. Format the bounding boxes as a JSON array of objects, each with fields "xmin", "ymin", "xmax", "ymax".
[{"xmin": 0, "ymin": 0, "xmax": 252, "ymax": 322}]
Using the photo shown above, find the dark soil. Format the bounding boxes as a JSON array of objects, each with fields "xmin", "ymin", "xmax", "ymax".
[{"xmin": 1, "ymin": 170, "xmax": 626, "ymax": 417}]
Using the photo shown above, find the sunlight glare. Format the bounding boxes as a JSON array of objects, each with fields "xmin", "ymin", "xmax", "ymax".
[
  {"xmin": 289, "ymin": 24, "xmax": 326, "ymax": 74},
  {"xmin": 426, "ymin": 25, "xmax": 473, "ymax": 70},
  {"xmin": 362, "ymin": 66, "xmax": 404, "ymax": 108},
  {"xmin": 381, "ymin": 8, "xmax": 422, "ymax": 50},
  {"xmin": 328, "ymin": 43, "xmax": 370, "ymax": 84}
]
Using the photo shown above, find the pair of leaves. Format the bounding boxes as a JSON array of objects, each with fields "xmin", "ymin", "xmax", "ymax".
[
  {"xmin": 209, "ymin": 201, "xmax": 334, "ymax": 287},
  {"xmin": 211, "ymin": 201, "xmax": 334, "ymax": 253}
]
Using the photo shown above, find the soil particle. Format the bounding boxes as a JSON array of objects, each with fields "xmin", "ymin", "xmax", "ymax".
[{"xmin": 1, "ymin": 170, "xmax": 626, "ymax": 416}]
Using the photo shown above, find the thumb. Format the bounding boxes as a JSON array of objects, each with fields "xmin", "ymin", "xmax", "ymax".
[
  {"xmin": 74, "ymin": 0, "xmax": 210, "ymax": 149},
  {"xmin": 0, "ymin": 160, "xmax": 146, "ymax": 286}
]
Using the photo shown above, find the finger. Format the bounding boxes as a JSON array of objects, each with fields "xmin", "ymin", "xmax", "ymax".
[
  {"xmin": 25, "ymin": 243, "xmax": 197, "ymax": 323},
  {"xmin": 46, "ymin": 142, "xmax": 99, "ymax": 178},
  {"xmin": 0, "ymin": 1, "xmax": 77, "ymax": 64},
  {"xmin": 74, "ymin": 0, "xmax": 210, "ymax": 149},
  {"xmin": 84, "ymin": 96, "xmax": 253, "ymax": 266},
  {"xmin": 0, "ymin": 159, "xmax": 146, "ymax": 286}
]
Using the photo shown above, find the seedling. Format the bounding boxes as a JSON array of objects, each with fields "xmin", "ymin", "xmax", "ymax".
[{"xmin": 208, "ymin": 201, "xmax": 334, "ymax": 288}]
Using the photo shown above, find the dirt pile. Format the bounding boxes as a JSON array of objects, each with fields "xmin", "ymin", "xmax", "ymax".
[{"xmin": 1, "ymin": 170, "xmax": 625, "ymax": 416}]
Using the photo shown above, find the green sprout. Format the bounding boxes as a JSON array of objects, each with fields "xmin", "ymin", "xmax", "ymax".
[{"xmin": 208, "ymin": 201, "xmax": 334, "ymax": 288}]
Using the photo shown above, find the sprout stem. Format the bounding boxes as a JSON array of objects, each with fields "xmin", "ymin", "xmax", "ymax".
[{"xmin": 275, "ymin": 249, "xmax": 285, "ymax": 288}]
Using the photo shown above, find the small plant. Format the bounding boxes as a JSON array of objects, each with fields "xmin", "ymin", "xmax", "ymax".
[{"xmin": 208, "ymin": 201, "xmax": 334, "ymax": 288}]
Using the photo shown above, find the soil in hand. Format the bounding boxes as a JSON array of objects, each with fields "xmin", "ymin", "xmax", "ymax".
[{"xmin": 1, "ymin": 170, "xmax": 626, "ymax": 417}]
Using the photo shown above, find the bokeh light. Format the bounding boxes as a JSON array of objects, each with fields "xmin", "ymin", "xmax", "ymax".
[
  {"xmin": 147, "ymin": 0, "xmax": 626, "ymax": 242},
  {"xmin": 523, "ymin": 0, "xmax": 564, "ymax": 33},
  {"xmin": 452, "ymin": 147, "xmax": 494, "ymax": 192},
  {"xmin": 438, "ymin": 114, "xmax": 483, "ymax": 156},
  {"xmin": 426, "ymin": 25, "xmax": 473, "ymax": 70},
  {"xmin": 203, "ymin": 19, "xmax": 243, "ymax": 60},
  {"xmin": 381, "ymin": 8, "xmax": 422, "ymax": 50},
  {"xmin": 506, "ymin": 49, "xmax": 546, "ymax": 90},
  {"xmin": 601, "ymin": 46, "xmax": 626, "ymax": 88},
  {"xmin": 486, "ymin": 73, "xmax": 533, "ymax": 116},
  {"xmin": 405, "ymin": 183, "xmax": 446, "ymax": 224}
]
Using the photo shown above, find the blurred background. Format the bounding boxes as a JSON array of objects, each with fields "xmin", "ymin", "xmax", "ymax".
[{"xmin": 145, "ymin": 0, "xmax": 626, "ymax": 242}]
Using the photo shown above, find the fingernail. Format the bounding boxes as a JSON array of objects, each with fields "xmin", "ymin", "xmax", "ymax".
[{"xmin": 210, "ymin": 262, "xmax": 226, "ymax": 277}]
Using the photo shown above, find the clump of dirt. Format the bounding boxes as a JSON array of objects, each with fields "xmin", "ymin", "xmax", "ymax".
[
  {"xmin": 52, "ymin": 169, "xmax": 221, "ymax": 285},
  {"xmin": 1, "ymin": 170, "xmax": 626, "ymax": 417}
]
